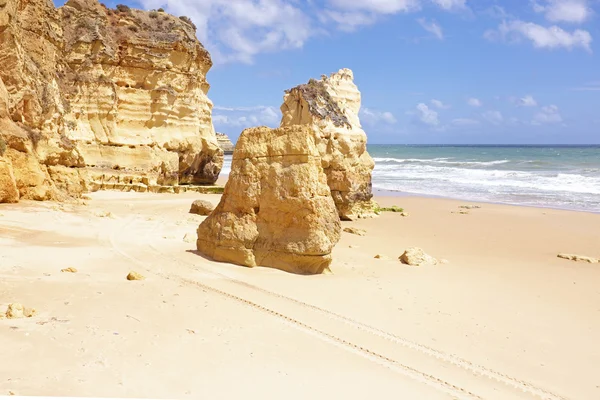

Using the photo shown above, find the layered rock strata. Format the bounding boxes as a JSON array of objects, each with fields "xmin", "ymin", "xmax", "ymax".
[
  {"xmin": 0, "ymin": 0, "xmax": 222, "ymax": 203},
  {"xmin": 216, "ymin": 133, "xmax": 234, "ymax": 154},
  {"xmin": 196, "ymin": 125, "xmax": 341, "ymax": 275},
  {"xmin": 280, "ymin": 68, "xmax": 376, "ymax": 220}
]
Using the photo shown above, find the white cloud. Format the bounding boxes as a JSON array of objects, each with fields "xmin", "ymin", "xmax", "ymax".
[
  {"xmin": 431, "ymin": 0, "xmax": 467, "ymax": 11},
  {"xmin": 482, "ymin": 110, "xmax": 504, "ymax": 124},
  {"xmin": 430, "ymin": 99, "xmax": 450, "ymax": 109},
  {"xmin": 137, "ymin": 0, "xmax": 474, "ymax": 64},
  {"xmin": 532, "ymin": 105, "xmax": 563, "ymax": 125},
  {"xmin": 212, "ymin": 105, "xmax": 280, "ymax": 128},
  {"xmin": 516, "ymin": 95, "xmax": 538, "ymax": 107},
  {"xmin": 570, "ymin": 81, "xmax": 600, "ymax": 91},
  {"xmin": 467, "ymin": 97, "xmax": 482, "ymax": 107},
  {"xmin": 326, "ymin": 0, "xmax": 421, "ymax": 14},
  {"xmin": 319, "ymin": 10, "xmax": 378, "ymax": 31},
  {"xmin": 138, "ymin": 0, "xmax": 313, "ymax": 64},
  {"xmin": 485, "ymin": 5, "xmax": 512, "ymax": 19},
  {"xmin": 451, "ymin": 118, "xmax": 480, "ymax": 126},
  {"xmin": 417, "ymin": 18, "xmax": 444, "ymax": 40},
  {"xmin": 532, "ymin": 0, "xmax": 592, "ymax": 24},
  {"xmin": 360, "ymin": 108, "xmax": 398, "ymax": 124},
  {"xmin": 415, "ymin": 103, "xmax": 439, "ymax": 126},
  {"xmin": 321, "ymin": 0, "xmax": 421, "ymax": 31},
  {"xmin": 485, "ymin": 20, "xmax": 592, "ymax": 52}
]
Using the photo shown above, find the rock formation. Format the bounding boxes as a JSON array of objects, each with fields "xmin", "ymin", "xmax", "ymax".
[
  {"xmin": 216, "ymin": 133, "xmax": 234, "ymax": 154},
  {"xmin": 4, "ymin": 303, "xmax": 36, "ymax": 319},
  {"xmin": 189, "ymin": 199, "xmax": 214, "ymax": 215},
  {"xmin": 0, "ymin": 0, "xmax": 222, "ymax": 203},
  {"xmin": 280, "ymin": 68, "xmax": 376, "ymax": 220},
  {"xmin": 399, "ymin": 248, "xmax": 438, "ymax": 266},
  {"xmin": 196, "ymin": 125, "xmax": 341, "ymax": 275},
  {"xmin": 343, "ymin": 227, "xmax": 366, "ymax": 236}
]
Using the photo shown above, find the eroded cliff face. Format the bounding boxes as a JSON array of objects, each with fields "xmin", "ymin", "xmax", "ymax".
[
  {"xmin": 0, "ymin": 0, "xmax": 222, "ymax": 202},
  {"xmin": 215, "ymin": 132, "xmax": 234, "ymax": 154},
  {"xmin": 280, "ymin": 68, "xmax": 376, "ymax": 220}
]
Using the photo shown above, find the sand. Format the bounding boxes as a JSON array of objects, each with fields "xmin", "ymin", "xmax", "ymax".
[{"xmin": 1, "ymin": 189, "xmax": 599, "ymax": 399}]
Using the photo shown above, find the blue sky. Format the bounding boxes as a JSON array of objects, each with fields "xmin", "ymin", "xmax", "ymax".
[{"xmin": 60, "ymin": 0, "xmax": 599, "ymax": 144}]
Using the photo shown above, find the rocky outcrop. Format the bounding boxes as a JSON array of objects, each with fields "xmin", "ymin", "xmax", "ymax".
[
  {"xmin": 280, "ymin": 68, "xmax": 376, "ymax": 220},
  {"xmin": 0, "ymin": 158, "xmax": 19, "ymax": 203},
  {"xmin": 216, "ymin": 133, "xmax": 234, "ymax": 154},
  {"xmin": 0, "ymin": 0, "xmax": 222, "ymax": 203},
  {"xmin": 189, "ymin": 199, "xmax": 214, "ymax": 215},
  {"xmin": 196, "ymin": 125, "xmax": 341, "ymax": 275},
  {"xmin": 399, "ymin": 248, "xmax": 438, "ymax": 266}
]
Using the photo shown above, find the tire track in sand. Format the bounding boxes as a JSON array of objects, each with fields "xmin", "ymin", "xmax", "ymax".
[{"xmin": 109, "ymin": 212, "xmax": 568, "ymax": 400}]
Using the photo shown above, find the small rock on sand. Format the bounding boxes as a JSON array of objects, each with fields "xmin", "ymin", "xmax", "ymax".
[
  {"xmin": 189, "ymin": 200, "xmax": 214, "ymax": 216},
  {"xmin": 183, "ymin": 233, "xmax": 196, "ymax": 243},
  {"xmin": 374, "ymin": 254, "xmax": 390, "ymax": 260},
  {"xmin": 5, "ymin": 303, "xmax": 36, "ymax": 319},
  {"xmin": 127, "ymin": 271, "xmax": 145, "ymax": 281},
  {"xmin": 343, "ymin": 227, "xmax": 366, "ymax": 236},
  {"xmin": 557, "ymin": 253, "xmax": 599, "ymax": 263},
  {"xmin": 400, "ymin": 212, "xmax": 409, "ymax": 217},
  {"xmin": 61, "ymin": 267, "xmax": 78, "ymax": 273},
  {"xmin": 95, "ymin": 211, "xmax": 114, "ymax": 218},
  {"xmin": 399, "ymin": 247, "xmax": 438, "ymax": 266}
]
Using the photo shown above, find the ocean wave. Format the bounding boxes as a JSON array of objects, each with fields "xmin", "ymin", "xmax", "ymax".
[
  {"xmin": 372, "ymin": 164, "xmax": 600, "ymax": 195},
  {"xmin": 373, "ymin": 157, "xmax": 510, "ymax": 167}
]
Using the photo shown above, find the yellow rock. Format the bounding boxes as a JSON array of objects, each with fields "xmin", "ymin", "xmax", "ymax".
[
  {"xmin": 0, "ymin": 158, "xmax": 19, "ymax": 204},
  {"xmin": 0, "ymin": 0, "xmax": 223, "ymax": 205},
  {"xmin": 399, "ymin": 247, "xmax": 438, "ymax": 266},
  {"xmin": 197, "ymin": 125, "xmax": 341, "ymax": 275},
  {"xmin": 189, "ymin": 200, "xmax": 214, "ymax": 216},
  {"xmin": 61, "ymin": 267, "xmax": 78, "ymax": 273},
  {"xmin": 127, "ymin": 271, "xmax": 145, "ymax": 281},
  {"xmin": 343, "ymin": 227, "xmax": 366, "ymax": 236},
  {"xmin": 280, "ymin": 69, "xmax": 377, "ymax": 220},
  {"xmin": 5, "ymin": 303, "xmax": 36, "ymax": 319}
]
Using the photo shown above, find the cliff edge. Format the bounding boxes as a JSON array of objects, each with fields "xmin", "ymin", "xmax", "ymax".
[
  {"xmin": 0, "ymin": 0, "xmax": 222, "ymax": 202},
  {"xmin": 216, "ymin": 133, "xmax": 234, "ymax": 154}
]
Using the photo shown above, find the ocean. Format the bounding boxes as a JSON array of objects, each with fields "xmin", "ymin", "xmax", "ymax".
[
  {"xmin": 370, "ymin": 145, "xmax": 600, "ymax": 213},
  {"xmin": 220, "ymin": 145, "xmax": 600, "ymax": 213}
]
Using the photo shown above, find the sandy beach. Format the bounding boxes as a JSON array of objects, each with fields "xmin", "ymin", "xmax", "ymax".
[{"xmin": 1, "ymin": 186, "xmax": 599, "ymax": 399}]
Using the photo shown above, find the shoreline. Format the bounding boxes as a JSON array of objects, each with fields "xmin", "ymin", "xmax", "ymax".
[
  {"xmin": 220, "ymin": 172, "xmax": 600, "ymax": 215},
  {"xmin": 372, "ymin": 187, "xmax": 600, "ymax": 215}
]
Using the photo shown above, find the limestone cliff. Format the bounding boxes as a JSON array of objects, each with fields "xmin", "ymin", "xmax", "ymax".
[
  {"xmin": 280, "ymin": 68, "xmax": 376, "ymax": 220},
  {"xmin": 0, "ymin": 0, "xmax": 222, "ymax": 202},
  {"xmin": 216, "ymin": 132, "xmax": 234, "ymax": 154},
  {"xmin": 197, "ymin": 125, "xmax": 341, "ymax": 275}
]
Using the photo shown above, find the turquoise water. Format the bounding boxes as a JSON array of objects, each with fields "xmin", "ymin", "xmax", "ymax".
[
  {"xmin": 220, "ymin": 145, "xmax": 600, "ymax": 212},
  {"xmin": 369, "ymin": 145, "xmax": 600, "ymax": 212}
]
